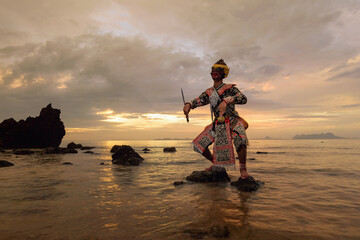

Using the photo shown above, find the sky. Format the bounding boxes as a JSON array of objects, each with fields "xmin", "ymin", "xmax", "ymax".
[{"xmin": 0, "ymin": 0, "xmax": 360, "ymax": 141}]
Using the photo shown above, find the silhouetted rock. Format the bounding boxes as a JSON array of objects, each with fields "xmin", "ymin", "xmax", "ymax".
[
  {"xmin": 231, "ymin": 176, "xmax": 264, "ymax": 192},
  {"xmin": 0, "ymin": 160, "xmax": 14, "ymax": 167},
  {"xmin": 110, "ymin": 145, "xmax": 121, "ymax": 153},
  {"xmin": 100, "ymin": 162, "xmax": 105, "ymax": 165},
  {"xmin": 256, "ymin": 151, "xmax": 268, "ymax": 154},
  {"xmin": 13, "ymin": 149, "xmax": 34, "ymax": 155},
  {"xmin": 112, "ymin": 145, "xmax": 144, "ymax": 166},
  {"xmin": 173, "ymin": 181, "xmax": 184, "ymax": 186},
  {"xmin": 45, "ymin": 147, "xmax": 78, "ymax": 154},
  {"xmin": 186, "ymin": 170, "xmax": 230, "ymax": 182},
  {"xmin": 0, "ymin": 104, "xmax": 65, "ymax": 148},
  {"xmin": 80, "ymin": 146, "xmax": 95, "ymax": 150},
  {"xmin": 62, "ymin": 162, "xmax": 73, "ymax": 165},
  {"xmin": 143, "ymin": 148, "xmax": 150, "ymax": 153},
  {"xmin": 163, "ymin": 147, "xmax": 176, "ymax": 152},
  {"xmin": 84, "ymin": 151, "xmax": 94, "ymax": 154},
  {"xmin": 248, "ymin": 158, "xmax": 256, "ymax": 160},
  {"xmin": 67, "ymin": 142, "xmax": 82, "ymax": 149}
]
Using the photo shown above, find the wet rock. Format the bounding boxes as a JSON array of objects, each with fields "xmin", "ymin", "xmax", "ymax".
[
  {"xmin": 13, "ymin": 149, "xmax": 34, "ymax": 155},
  {"xmin": 248, "ymin": 158, "xmax": 256, "ymax": 160},
  {"xmin": 0, "ymin": 104, "xmax": 65, "ymax": 148},
  {"xmin": 112, "ymin": 145, "xmax": 144, "ymax": 166},
  {"xmin": 163, "ymin": 147, "xmax": 176, "ymax": 152},
  {"xmin": 80, "ymin": 146, "xmax": 95, "ymax": 150},
  {"xmin": 84, "ymin": 151, "xmax": 94, "ymax": 154},
  {"xmin": 67, "ymin": 142, "xmax": 82, "ymax": 149},
  {"xmin": 110, "ymin": 145, "xmax": 121, "ymax": 153},
  {"xmin": 0, "ymin": 160, "xmax": 14, "ymax": 167},
  {"xmin": 173, "ymin": 181, "xmax": 184, "ymax": 186},
  {"xmin": 62, "ymin": 162, "xmax": 73, "ymax": 165},
  {"xmin": 45, "ymin": 147, "xmax": 78, "ymax": 154},
  {"xmin": 210, "ymin": 225, "xmax": 229, "ymax": 238},
  {"xmin": 100, "ymin": 162, "xmax": 105, "ymax": 165},
  {"xmin": 230, "ymin": 176, "xmax": 264, "ymax": 192},
  {"xmin": 186, "ymin": 170, "xmax": 230, "ymax": 182},
  {"xmin": 256, "ymin": 151, "xmax": 268, "ymax": 154}
]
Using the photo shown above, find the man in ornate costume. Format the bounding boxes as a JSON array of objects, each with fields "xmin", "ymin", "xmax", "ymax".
[{"xmin": 183, "ymin": 59, "xmax": 250, "ymax": 179}]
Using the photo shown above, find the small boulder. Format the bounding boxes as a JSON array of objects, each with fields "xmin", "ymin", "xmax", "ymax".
[
  {"xmin": 67, "ymin": 142, "xmax": 82, "ymax": 149},
  {"xmin": 256, "ymin": 151, "xmax": 268, "ymax": 154},
  {"xmin": 163, "ymin": 147, "xmax": 176, "ymax": 152},
  {"xmin": 173, "ymin": 181, "xmax": 184, "ymax": 186},
  {"xmin": 45, "ymin": 147, "xmax": 78, "ymax": 154},
  {"xmin": 110, "ymin": 145, "xmax": 121, "ymax": 153},
  {"xmin": 186, "ymin": 170, "xmax": 230, "ymax": 182},
  {"xmin": 13, "ymin": 149, "xmax": 34, "ymax": 155},
  {"xmin": 112, "ymin": 145, "xmax": 144, "ymax": 166},
  {"xmin": 100, "ymin": 162, "xmax": 105, "ymax": 165},
  {"xmin": 230, "ymin": 176, "xmax": 264, "ymax": 192},
  {"xmin": 62, "ymin": 162, "xmax": 73, "ymax": 165},
  {"xmin": 0, "ymin": 160, "xmax": 14, "ymax": 167},
  {"xmin": 142, "ymin": 148, "xmax": 150, "ymax": 153},
  {"xmin": 248, "ymin": 158, "xmax": 256, "ymax": 160}
]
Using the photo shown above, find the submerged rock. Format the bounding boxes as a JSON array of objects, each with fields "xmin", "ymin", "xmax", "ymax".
[
  {"xmin": 186, "ymin": 170, "xmax": 230, "ymax": 182},
  {"xmin": 173, "ymin": 181, "xmax": 184, "ymax": 186},
  {"xmin": 163, "ymin": 147, "xmax": 176, "ymax": 152},
  {"xmin": 248, "ymin": 158, "xmax": 256, "ymax": 160},
  {"xmin": 62, "ymin": 162, "xmax": 73, "ymax": 165},
  {"xmin": 67, "ymin": 142, "xmax": 82, "ymax": 149},
  {"xmin": 230, "ymin": 176, "xmax": 264, "ymax": 192},
  {"xmin": 45, "ymin": 147, "xmax": 78, "ymax": 154},
  {"xmin": 13, "ymin": 149, "xmax": 34, "ymax": 155},
  {"xmin": 256, "ymin": 151, "xmax": 268, "ymax": 154},
  {"xmin": 0, "ymin": 160, "xmax": 14, "ymax": 167},
  {"xmin": 112, "ymin": 145, "xmax": 144, "ymax": 166},
  {"xmin": 0, "ymin": 104, "xmax": 65, "ymax": 148}
]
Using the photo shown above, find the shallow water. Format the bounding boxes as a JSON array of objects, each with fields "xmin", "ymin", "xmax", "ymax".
[{"xmin": 0, "ymin": 139, "xmax": 359, "ymax": 240}]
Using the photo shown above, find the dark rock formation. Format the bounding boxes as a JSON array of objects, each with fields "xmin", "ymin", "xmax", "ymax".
[
  {"xmin": 173, "ymin": 181, "xmax": 184, "ymax": 186},
  {"xmin": 0, "ymin": 104, "xmax": 65, "ymax": 148},
  {"xmin": 45, "ymin": 147, "xmax": 78, "ymax": 154},
  {"xmin": 230, "ymin": 176, "xmax": 264, "ymax": 192},
  {"xmin": 112, "ymin": 145, "xmax": 144, "ymax": 166},
  {"xmin": 67, "ymin": 142, "xmax": 82, "ymax": 149},
  {"xmin": 62, "ymin": 162, "xmax": 73, "ymax": 165},
  {"xmin": 186, "ymin": 170, "xmax": 230, "ymax": 182},
  {"xmin": 80, "ymin": 146, "xmax": 95, "ymax": 150},
  {"xmin": 13, "ymin": 149, "xmax": 34, "ymax": 155},
  {"xmin": 163, "ymin": 147, "xmax": 176, "ymax": 152},
  {"xmin": 256, "ymin": 151, "xmax": 268, "ymax": 154},
  {"xmin": 0, "ymin": 160, "xmax": 14, "ymax": 167},
  {"xmin": 110, "ymin": 145, "xmax": 121, "ymax": 153}
]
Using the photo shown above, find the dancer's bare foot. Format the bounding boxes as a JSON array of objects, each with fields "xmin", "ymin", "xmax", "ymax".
[
  {"xmin": 204, "ymin": 165, "xmax": 213, "ymax": 171},
  {"xmin": 240, "ymin": 168, "xmax": 250, "ymax": 179}
]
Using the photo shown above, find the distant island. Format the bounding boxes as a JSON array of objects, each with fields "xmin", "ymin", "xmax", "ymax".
[{"xmin": 293, "ymin": 132, "xmax": 344, "ymax": 139}]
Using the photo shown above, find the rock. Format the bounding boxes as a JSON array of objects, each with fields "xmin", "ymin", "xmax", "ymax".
[
  {"xmin": 62, "ymin": 162, "xmax": 73, "ymax": 165},
  {"xmin": 100, "ymin": 162, "xmax": 105, "ymax": 165},
  {"xmin": 173, "ymin": 181, "xmax": 184, "ymax": 186},
  {"xmin": 13, "ymin": 149, "xmax": 34, "ymax": 155},
  {"xmin": 45, "ymin": 147, "xmax": 78, "ymax": 154},
  {"xmin": 84, "ymin": 151, "xmax": 94, "ymax": 154},
  {"xmin": 163, "ymin": 147, "xmax": 176, "ymax": 152},
  {"xmin": 80, "ymin": 146, "xmax": 95, "ymax": 150},
  {"xmin": 186, "ymin": 170, "xmax": 230, "ymax": 182},
  {"xmin": 0, "ymin": 160, "xmax": 14, "ymax": 167},
  {"xmin": 230, "ymin": 176, "xmax": 264, "ymax": 192},
  {"xmin": 143, "ymin": 148, "xmax": 150, "ymax": 153},
  {"xmin": 112, "ymin": 145, "xmax": 144, "ymax": 166},
  {"xmin": 110, "ymin": 145, "xmax": 121, "ymax": 153},
  {"xmin": 256, "ymin": 151, "xmax": 268, "ymax": 154},
  {"xmin": 0, "ymin": 104, "xmax": 65, "ymax": 148},
  {"xmin": 210, "ymin": 225, "xmax": 229, "ymax": 238},
  {"xmin": 248, "ymin": 158, "xmax": 256, "ymax": 160},
  {"xmin": 67, "ymin": 142, "xmax": 82, "ymax": 149}
]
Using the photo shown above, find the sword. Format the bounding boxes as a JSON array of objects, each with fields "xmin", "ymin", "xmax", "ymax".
[{"xmin": 181, "ymin": 88, "xmax": 189, "ymax": 122}]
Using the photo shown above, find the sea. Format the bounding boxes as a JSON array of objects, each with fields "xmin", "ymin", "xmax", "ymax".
[{"xmin": 0, "ymin": 139, "xmax": 359, "ymax": 240}]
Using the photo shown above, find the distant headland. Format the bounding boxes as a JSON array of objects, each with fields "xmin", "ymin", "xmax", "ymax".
[{"xmin": 293, "ymin": 132, "xmax": 344, "ymax": 140}]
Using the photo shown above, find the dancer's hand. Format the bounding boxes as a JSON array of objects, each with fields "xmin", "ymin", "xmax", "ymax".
[
  {"xmin": 219, "ymin": 101, "xmax": 227, "ymax": 116},
  {"xmin": 183, "ymin": 103, "xmax": 191, "ymax": 116}
]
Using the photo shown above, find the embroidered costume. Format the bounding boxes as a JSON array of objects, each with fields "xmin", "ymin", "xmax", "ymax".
[{"xmin": 189, "ymin": 80, "xmax": 248, "ymax": 169}]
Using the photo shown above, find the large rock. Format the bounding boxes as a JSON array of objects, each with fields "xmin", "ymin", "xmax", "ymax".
[
  {"xmin": 112, "ymin": 145, "xmax": 144, "ymax": 166},
  {"xmin": 163, "ymin": 147, "xmax": 176, "ymax": 152},
  {"xmin": 67, "ymin": 142, "xmax": 82, "ymax": 149},
  {"xmin": 230, "ymin": 176, "xmax": 264, "ymax": 192},
  {"xmin": 186, "ymin": 170, "xmax": 230, "ymax": 182},
  {"xmin": 0, "ymin": 160, "xmax": 14, "ymax": 167},
  {"xmin": 110, "ymin": 145, "xmax": 121, "ymax": 153},
  {"xmin": 0, "ymin": 104, "xmax": 65, "ymax": 148}
]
